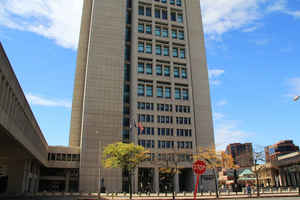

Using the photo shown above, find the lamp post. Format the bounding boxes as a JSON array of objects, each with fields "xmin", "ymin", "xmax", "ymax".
[
  {"xmin": 96, "ymin": 131, "xmax": 102, "ymax": 200},
  {"xmin": 292, "ymin": 97, "xmax": 300, "ymax": 196}
]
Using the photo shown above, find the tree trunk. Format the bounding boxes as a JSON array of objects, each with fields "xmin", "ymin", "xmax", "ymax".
[{"xmin": 129, "ymin": 171, "xmax": 133, "ymax": 200}]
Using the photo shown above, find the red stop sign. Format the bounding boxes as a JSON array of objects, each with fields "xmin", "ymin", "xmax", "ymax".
[{"xmin": 193, "ymin": 160, "xmax": 206, "ymax": 175}]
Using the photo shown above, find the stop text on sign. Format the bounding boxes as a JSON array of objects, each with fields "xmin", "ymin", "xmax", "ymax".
[{"xmin": 193, "ymin": 160, "xmax": 206, "ymax": 175}]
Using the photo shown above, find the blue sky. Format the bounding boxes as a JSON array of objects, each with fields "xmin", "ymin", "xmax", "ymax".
[{"xmin": 0, "ymin": 0, "xmax": 300, "ymax": 150}]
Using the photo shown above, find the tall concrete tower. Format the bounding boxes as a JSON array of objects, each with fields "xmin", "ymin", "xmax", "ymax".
[{"xmin": 69, "ymin": 0, "xmax": 215, "ymax": 193}]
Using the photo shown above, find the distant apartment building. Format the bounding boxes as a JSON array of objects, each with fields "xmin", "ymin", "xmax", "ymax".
[
  {"xmin": 265, "ymin": 140, "xmax": 299, "ymax": 162},
  {"xmin": 225, "ymin": 143, "xmax": 253, "ymax": 168}
]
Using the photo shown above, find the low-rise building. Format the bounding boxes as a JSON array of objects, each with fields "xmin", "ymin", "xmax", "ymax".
[{"xmin": 265, "ymin": 140, "xmax": 299, "ymax": 162}]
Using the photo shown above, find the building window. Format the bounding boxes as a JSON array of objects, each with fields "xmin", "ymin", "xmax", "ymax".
[
  {"xmin": 138, "ymin": 84, "xmax": 145, "ymax": 96},
  {"xmin": 163, "ymin": 46, "xmax": 169, "ymax": 56},
  {"xmin": 155, "ymin": 9, "xmax": 160, "ymax": 18},
  {"xmin": 164, "ymin": 66, "xmax": 170, "ymax": 76},
  {"xmin": 165, "ymin": 87, "xmax": 171, "ymax": 99},
  {"xmin": 146, "ymin": 43, "xmax": 152, "ymax": 54},
  {"xmin": 174, "ymin": 67, "xmax": 180, "ymax": 78},
  {"xmin": 162, "ymin": 10, "xmax": 168, "ymax": 20},
  {"xmin": 156, "ymin": 65, "xmax": 163, "ymax": 76},
  {"xmin": 173, "ymin": 47, "xmax": 178, "ymax": 57},
  {"xmin": 146, "ymin": 85, "xmax": 153, "ymax": 97},
  {"xmin": 172, "ymin": 29, "xmax": 177, "ymax": 39},
  {"xmin": 182, "ymin": 68, "xmax": 187, "ymax": 79},
  {"xmin": 146, "ymin": 63, "xmax": 153, "ymax": 75},
  {"xmin": 177, "ymin": 13, "xmax": 183, "ymax": 23},
  {"xmin": 139, "ymin": 6, "xmax": 144, "ymax": 15},
  {"xmin": 170, "ymin": 0, "xmax": 175, "ymax": 5},
  {"xmin": 176, "ymin": 0, "xmax": 182, "ymax": 6},
  {"xmin": 146, "ymin": 24, "xmax": 152, "ymax": 34},
  {"xmin": 155, "ymin": 26, "xmax": 161, "ymax": 36},
  {"xmin": 162, "ymin": 0, "xmax": 167, "ymax": 3},
  {"xmin": 182, "ymin": 89, "xmax": 189, "ymax": 100},
  {"xmin": 157, "ymin": 87, "xmax": 163, "ymax": 98},
  {"xmin": 138, "ymin": 42, "xmax": 144, "ymax": 53},
  {"xmin": 171, "ymin": 12, "xmax": 176, "ymax": 21},
  {"xmin": 178, "ymin": 31, "xmax": 184, "ymax": 40},
  {"xmin": 146, "ymin": 7, "xmax": 152, "ymax": 17},
  {"xmin": 175, "ymin": 88, "xmax": 181, "ymax": 99},
  {"xmin": 162, "ymin": 28, "xmax": 168, "ymax": 37},
  {"xmin": 138, "ymin": 62, "xmax": 144, "ymax": 73},
  {"xmin": 179, "ymin": 49, "xmax": 185, "ymax": 59},
  {"xmin": 138, "ymin": 23, "xmax": 144, "ymax": 33},
  {"xmin": 156, "ymin": 45, "xmax": 162, "ymax": 55}
]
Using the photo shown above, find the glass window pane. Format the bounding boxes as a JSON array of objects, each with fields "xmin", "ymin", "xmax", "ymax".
[
  {"xmin": 138, "ymin": 84, "xmax": 145, "ymax": 96},
  {"xmin": 180, "ymin": 49, "xmax": 185, "ymax": 59},
  {"xmin": 173, "ymin": 48, "xmax": 178, "ymax": 57},
  {"xmin": 138, "ymin": 42, "xmax": 144, "ymax": 52},
  {"xmin": 178, "ymin": 31, "xmax": 184, "ymax": 40},
  {"xmin": 138, "ymin": 24, "xmax": 144, "ymax": 33},
  {"xmin": 171, "ymin": 12, "xmax": 176, "ymax": 21},
  {"xmin": 146, "ymin": 7, "xmax": 152, "ymax": 16},
  {"xmin": 164, "ymin": 66, "xmax": 170, "ymax": 76},
  {"xmin": 182, "ymin": 89, "xmax": 189, "ymax": 100},
  {"xmin": 170, "ymin": 0, "xmax": 175, "ymax": 5},
  {"xmin": 178, "ymin": 13, "xmax": 183, "ymax": 23},
  {"xmin": 172, "ymin": 30, "xmax": 177, "ymax": 39},
  {"xmin": 138, "ymin": 62, "xmax": 144, "ymax": 73},
  {"xmin": 182, "ymin": 68, "xmax": 187, "ymax": 78},
  {"xmin": 174, "ymin": 67, "xmax": 180, "ymax": 77},
  {"xmin": 146, "ymin": 43, "xmax": 152, "ymax": 53},
  {"xmin": 163, "ymin": 46, "xmax": 169, "ymax": 56},
  {"xmin": 175, "ymin": 88, "xmax": 181, "ymax": 99},
  {"xmin": 156, "ymin": 45, "xmax": 162, "ymax": 55},
  {"xmin": 157, "ymin": 87, "xmax": 163, "ymax": 98},
  {"xmin": 176, "ymin": 0, "xmax": 182, "ymax": 6},
  {"xmin": 139, "ymin": 6, "xmax": 144, "ymax": 15},
  {"xmin": 146, "ymin": 85, "xmax": 153, "ymax": 97},
  {"xmin": 155, "ymin": 9, "xmax": 160, "ymax": 18},
  {"xmin": 155, "ymin": 27, "xmax": 161, "ymax": 36},
  {"xmin": 162, "ymin": 10, "xmax": 168, "ymax": 20},
  {"xmin": 146, "ymin": 24, "xmax": 152, "ymax": 34},
  {"xmin": 162, "ymin": 28, "xmax": 168, "ymax": 37},
  {"xmin": 156, "ymin": 65, "xmax": 162, "ymax": 75},
  {"xmin": 165, "ymin": 87, "xmax": 171, "ymax": 99},
  {"xmin": 146, "ymin": 63, "xmax": 152, "ymax": 75}
]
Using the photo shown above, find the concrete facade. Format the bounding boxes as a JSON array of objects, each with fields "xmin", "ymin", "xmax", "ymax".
[
  {"xmin": 0, "ymin": 0, "xmax": 215, "ymax": 195},
  {"xmin": 70, "ymin": 0, "xmax": 215, "ymax": 193}
]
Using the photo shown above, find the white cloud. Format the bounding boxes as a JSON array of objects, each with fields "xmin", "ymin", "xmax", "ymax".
[
  {"xmin": 0, "ymin": 0, "xmax": 299, "ymax": 49},
  {"xmin": 213, "ymin": 112, "xmax": 225, "ymax": 121},
  {"xmin": 286, "ymin": 77, "xmax": 300, "ymax": 97},
  {"xmin": 208, "ymin": 69, "xmax": 224, "ymax": 86},
  {"xmin": 200, "ymin": 0, "xmax": 266, "ymax": 38},
  {"xmin": 26, "ymin": 93, "xmax": 71, "ymax": 108},
  {"xmin": 267, "ymin": 0, "xmax": 300, "ymax": 18},
  {"xmin": 0, "ymin": 0, "xmax": 83, "ymax": 49},
  {"xmin": 216, "ymin": 100, "xmax": 228, "ymax": 107},
  {"xmin": 214, "ymin": 120, "xmax": 253, "ymax": 150}
]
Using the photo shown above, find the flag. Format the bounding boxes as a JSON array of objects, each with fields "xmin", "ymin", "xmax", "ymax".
[{"xmin": 138, "ymin": 122, "xmax": 144, "ymax": 132}]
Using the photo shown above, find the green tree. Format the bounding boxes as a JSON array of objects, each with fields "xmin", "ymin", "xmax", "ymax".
[{"xmin": 102, "ymin": 142, "xmax": 149, "ymax": 199}]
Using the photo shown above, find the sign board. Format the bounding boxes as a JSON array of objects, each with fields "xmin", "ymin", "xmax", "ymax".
[{"xmin": 193, "ymin": 160, "xmax": 206, "ymax": 175}]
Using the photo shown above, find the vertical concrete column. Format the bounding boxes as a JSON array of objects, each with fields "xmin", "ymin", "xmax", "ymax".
[
  {"xmin": 65, "ymin": 170, "xmax": 70, "ymax": 192},
  {"xmin": 7, "ymin": 160, "xmax": 26, "ymax": 194},
  {"xmin": 154, "ymin": 167, "xmax": 159, "ymax": 193},
  {"xmin": 133, "ymin": 168, "xmax": 138, "ymax": 193},
  {"xmin": 174, "ymin": 173, "xmax": 179, "ymax": 193}
]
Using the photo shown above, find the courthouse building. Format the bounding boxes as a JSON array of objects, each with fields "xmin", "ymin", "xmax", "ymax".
[{"xmin": 0, "ymin": 0, "xmax": 214, "ymax": 194}]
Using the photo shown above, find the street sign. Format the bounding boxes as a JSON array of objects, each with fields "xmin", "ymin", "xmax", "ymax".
[
  {"xmin": 193, "ymin": 160, "xmax": 206, "ymax": 200},
  {"xmin": 193, "ymin": 160, "xmax": 206, "ymax": 175}
]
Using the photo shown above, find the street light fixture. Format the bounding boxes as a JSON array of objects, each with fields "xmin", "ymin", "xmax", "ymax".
[{"xmin": 294, "ymin": 96, "xmax": 300, "ymax": 102}]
